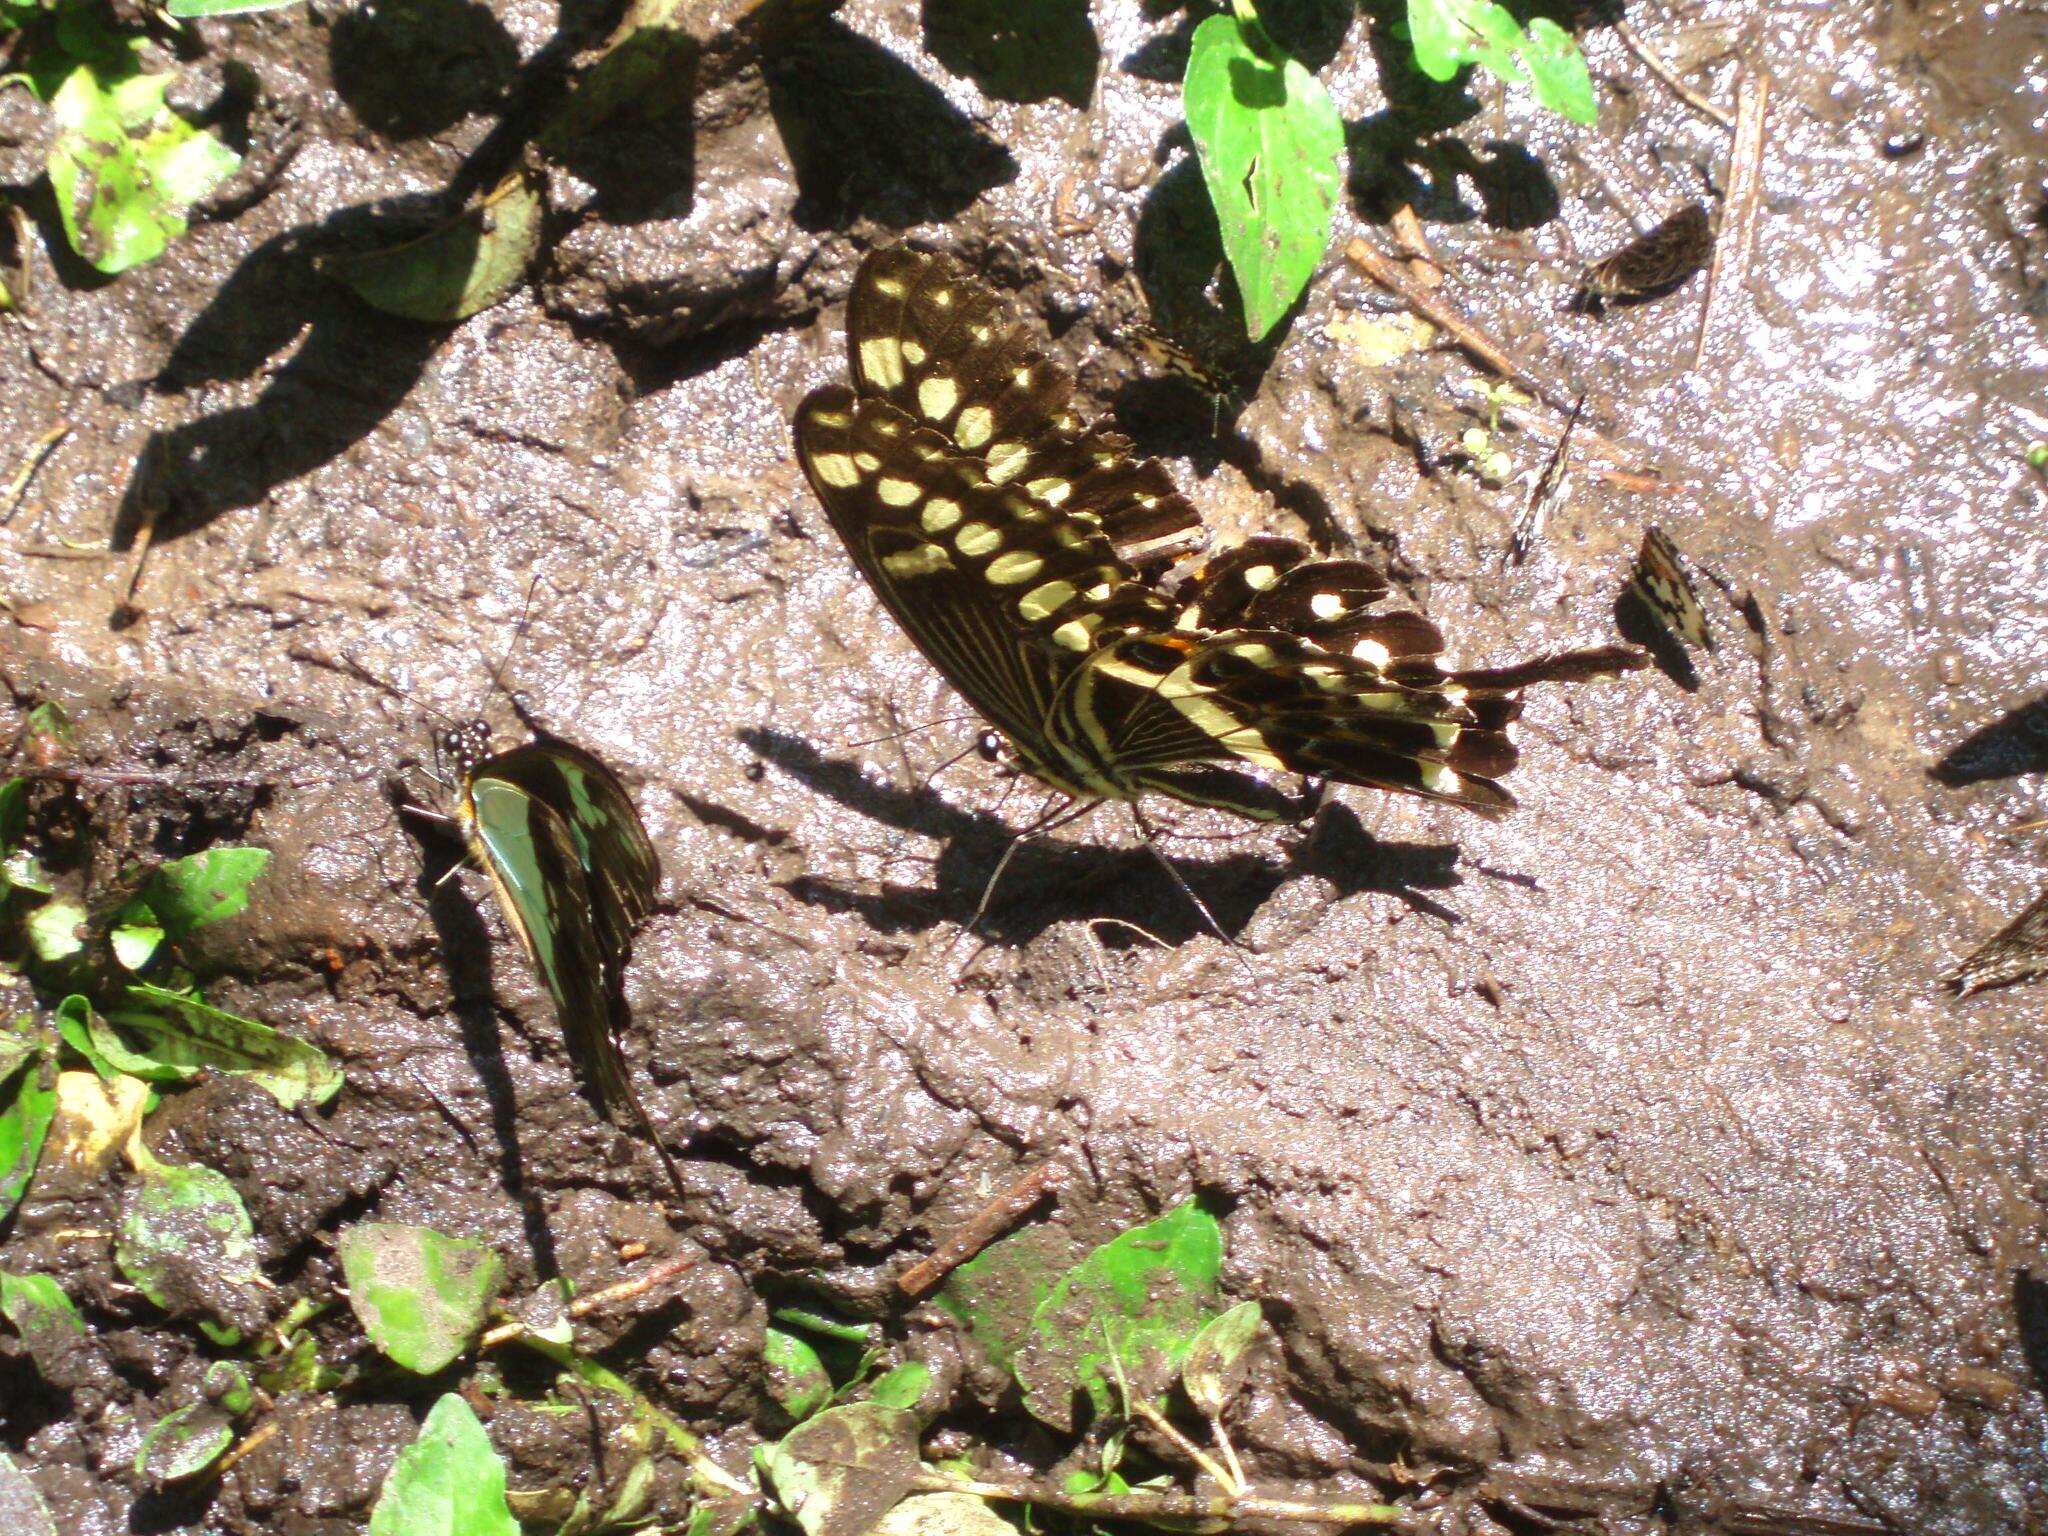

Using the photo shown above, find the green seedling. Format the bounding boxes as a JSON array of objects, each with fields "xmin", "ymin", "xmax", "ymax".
[{"xmin": 1404, "ymin": 0, "xmax": 1595, "ymax": 123}]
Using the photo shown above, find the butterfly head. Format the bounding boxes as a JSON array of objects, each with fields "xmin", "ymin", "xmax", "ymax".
[{"xmin": 436, "ymin": 718, "xmax": 495, "ymax": 783}]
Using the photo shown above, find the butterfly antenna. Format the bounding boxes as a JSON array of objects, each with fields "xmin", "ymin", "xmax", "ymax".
[
  {"xmin": 474, "ymin": 573, "xmax": 547, "ymax": 725},
  {"xmin": 953, "ymin": 795, "xmax": 1098, "ymax": 949}
]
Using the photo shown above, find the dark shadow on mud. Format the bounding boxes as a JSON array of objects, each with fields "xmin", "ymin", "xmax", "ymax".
[
  {"xmin": 2013, "ymin": 1268, "xmax": 2048, "ymax": 1399},
  {"xmin": 396, "ymin": 785, "xmax": 563, "ymax": 1278},
  {"xmin": 922, "ymin": 0, "xmax": 1097, "ymax": 106},
  {"xmin": 739, "ymin": 728, "xmax": 1466, "ymax": 946},
  {"xmin": 767, "ymin": 18, "xmax": 1018, "ymax": 230},
  {"xmin": 1614, "ymin": 587, "xmax": 1701, "ymax": 692},
  {"xmin": 1931, "ymin": 694, "xmax": 2048, "ymax": 785}
]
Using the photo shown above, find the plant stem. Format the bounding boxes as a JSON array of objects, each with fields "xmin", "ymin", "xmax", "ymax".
[{"xmin": 912, "ymin": 1471, "xmax": 1408, "ymax": 1529}]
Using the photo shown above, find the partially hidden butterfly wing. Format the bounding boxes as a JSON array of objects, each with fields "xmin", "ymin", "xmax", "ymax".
[
  {"xmin": 461, "ymin": 771, "xmax": 637, "ymax": 1118},
  {"xmin": 1629, "ymin": 526, "xmax": 1714, "ymax": 652}
]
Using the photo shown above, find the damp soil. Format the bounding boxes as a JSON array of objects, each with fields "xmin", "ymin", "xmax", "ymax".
[{"xmin": 3, "ymin": 0, "xmax": 2048, "ymax": 1531}]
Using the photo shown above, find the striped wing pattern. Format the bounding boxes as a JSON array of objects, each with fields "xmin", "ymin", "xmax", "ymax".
[{"xmin": 796, "ymin": 246, "xmax": 1645, "ymax": 820}]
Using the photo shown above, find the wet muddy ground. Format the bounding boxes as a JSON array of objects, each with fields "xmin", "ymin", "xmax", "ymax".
[{"xmin": 4, "ymin": 0, "xmax": 2048, "ymax": 1531}]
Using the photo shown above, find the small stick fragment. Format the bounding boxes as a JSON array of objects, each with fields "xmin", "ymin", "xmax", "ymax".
[
  {"xmin": 1693, "ymin": 69, "xmax": 1770, "ymax": 371},
  {"xmin": 1615, "ymin": 21, "xmax": 1735, "ymax": 129},
  {"xmin": 1588, "ymin": 466, "xmax": 1684, "ymax": 495},
  {"xmin": 0, "ymin": 766, "xmax": 268, "ymax": 790},
  {"xmin": 898, "ymin": 1159, "xmax": 1065, "ymax": 1298},
  {"xmin": 1509, "ymin": 394, "xmax": 1583, "ymax": 565},
  {"xmin": 479, "ymin": 1248, "xmax": 701, "ymax": 1349},
  {"xmin": 1, "ymin": 421, "xmax": 70, "ymax": 525},
  {"xmin": 1388, "ymin": 203, "xmax": 1442, "ymax": 287},
  {"xmin": 1342, "ymin": 238, "xmax": 1638, "ymax": 468}
]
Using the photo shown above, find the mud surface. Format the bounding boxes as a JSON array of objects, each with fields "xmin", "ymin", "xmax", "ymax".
[{"xmin": 4, "ymin": 0, "xmax": 2048, "ymax": 1531}]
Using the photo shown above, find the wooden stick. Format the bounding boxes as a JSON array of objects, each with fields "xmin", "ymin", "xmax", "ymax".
[
  {"xmin": 1615, "ymin": 22, "xmax": 1734, "ymax": 129},
  {"xmin": 0, "ymin": 421, "xmax": 69, "ymax": 525},
  {"xmin": 1693, "ymin": 69, "xmax": 1770, "ymax": 372},
  {"xmin": 478, "ymin": 1248, "xmax": 700, "ymax": 1349},
  {"xmin": 1342, "ymin": 238, "xmax": 1640, "ymax": 469},
  {"xmin": 897, "ymin": 1159, "xmax": 1064, "ymax": 1298}
]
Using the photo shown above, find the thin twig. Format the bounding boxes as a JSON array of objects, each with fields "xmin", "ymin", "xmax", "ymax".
[
  {"xmin": 480, "ymin": 1249, "xmax": 701, "ymax": 1350},
  {"xmin": 0, "ymin": 766, "xmax": 268, "ymax": 790},
  {"xmin": 1132, "ymin": 1399, "xmax": 1237, "ymax": 1497},
  {"xmin": 898, "ymin": 1159, "xmax": 1064, "ymax": 1298},
  {"xmin": 1615, "ymin": 22, "xmax": 1734, "ymax": 129},
  {"xmin": 10, "ymin": 541, "xmax": 105, "ymax": 560},
  {"xmin": 117, "ymin": 443, "xmax": 165, "ymax": 618},
  {"xmin": 0, "ymin": 421, "xmax": 70, "ymax": 525},
  {"xmin": 1342, "ymin": 239, "xmax": 1639, "ymax": 469},
  {"xmin": 1693, "ymin": 69, "xmax": 1770, "ymax": 372},
  {"xmin": 913, "ymin": 1472, "xmax": 1408, "ymax": 1529}
]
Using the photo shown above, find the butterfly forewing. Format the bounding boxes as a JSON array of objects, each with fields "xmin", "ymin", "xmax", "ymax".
[
  {"xmin": 470, "ymin": 742, "xmax": 657, "ymax": 960},
  {"xmin": 1630, "ymin": 527, "xmax": 1714, "ymax": 652},
  {"xmin": 1581, "ymin": 203, "xmax": 1714, "ymax": 302}
]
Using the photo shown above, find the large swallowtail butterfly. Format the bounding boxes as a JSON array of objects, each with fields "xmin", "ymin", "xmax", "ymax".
[
  {"xmin": 429, "ymin": 722, "xmax": 682, "ymax": 1197},
  {"xmin": 793, "ymin": 247, "xmax": 1643, "ymax": 837}
]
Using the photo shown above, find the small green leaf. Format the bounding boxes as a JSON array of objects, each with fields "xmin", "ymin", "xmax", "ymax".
[
  {"xmin": 0, "ymin": 1271, "xmax": 87, "ymax": 1381},
  {"xmin": 1403, "ymin": 0, "xmax": 1595, "ymax": 123},
  {"xmin": 369, "ymin": 1393, "xmax": 519, "ymax": 1536},
  {"xmin": 206, "ymin": 1358, "xmax": 255, "ymax": 1416},
  {"xmin": 0, "ymin": 1450, "xmax": 58, "ymax": 1536},
  {"xmin": 338, "ymin": 1223, "xmax": 503, "ymax": 1374},
  {"xmin": 0, "ymin": 1053, "xmax": 56, "ymax": 1223},
  {"xmin": 115, "ymin": 1155, "xmax": 265, "ymax": 1343},
  {"xmin": 135, "ymin": 1402, "xmax": 234, "ymax": 1486},
  {"xmin": 51, "ymin": 996, "xmax": 117, "ymax": 1081},
  {"xmin": 45, "ymin": 62, "xmax": 240, "ymax": 274},
  {"xmin": 1181, "ymin": 1299, "xmax": 1264, "ymax": 1417},
  {"xmin": 0, "ymin": 780, "xmax": 26, "ymax": 852},
  {"xmin": 936, "ymin": 1222, "xmax": 1068, "ymax": 1375},
  {"xmin": 22, "ymin": 705, "xmax": 74, "ymax": 759},
  {"xmin": 872, "ymin": 1493, "xmax": 1016, "ymax": 1536},
  {"xmin": 102, "ymin": 983, "xmax": 342, "ymax": 1108},
  {"xmin": 760, "ymin": 1402, "xmax": 922, "ymax": 1536},
  {"xmin": 1013, "ymin": 1200, "xmax": 1224, "ymax": 1430},
  {"xmin": 864, "ymin": 1361, "xmax": 932, "ymax": 1413},
  {"xmin": 321, "ymin": 166, "xmax": 543, "ymax": 323},
  {"xmin": 1, "ymin": 848, "xmax": 53, "ymax": 897},
  {"xmin": 111, "ymin": 917, "xmax": 165, "ymax": 971},
  {"xmin": 1183, "ymin": 13, "xmax": 1344, "ymax": 341},
  {"xmin": 24, "ymin": 901, "xmax": 86, "ymax": 964},
  {"xmin": 143, "ymin": 847, "xmax": 269, "ymax": 938},
  {"xmin": 765, "ymin": 1325, "xmax": 834, "ymax": 1420}
]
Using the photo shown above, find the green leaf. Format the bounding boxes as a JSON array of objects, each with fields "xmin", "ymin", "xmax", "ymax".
[
  {"xmin": 338, "ymin": 1223, "xmax": 503, "ymax": 1374},
  {"xmin": 0, "ymin": 779, "xmax": 27, "ymax": 852},
  {"xmin": 206, "ymin": 1358, "xmax": 255, "ymax": 1416},
  {"xmin": 764, "ymin": 1325, "xmax": 834, "ymax": 1420},
  {"xmin": 1180, "ymin": 1299, "xmax": 1264, "ymax": 1417},
  {"xmin": 369, "ymin": 1393, "xmax": 519, "ymax": 1536},
  {"xmin": 872, "ymin": 1493, "xmax": 1016, "ymax": 1536},
  {"xmin": 135, "ymin": 1402, "xmax": 234, "ymax": 1486},
  {"xmin": 321, "ymin": 166, "xmax": 543, "ymax": 323},
  {"xmin": 0, "ymin": 1052, "xmax": 55, "ymax": 1223},
  {"xmin": 864, "ymin": 1361, "xmax": 932, "ymax": 1413},
  {"xmin": 935, "ymin": 1222, "xmax": 1068, "ymax": 1376},
  {"xmin": 46, "ymin": 61, "xmax": 240, "ymax": 274},
  {"xmin": 1013, "ymin": 1201, "xmax": 1224, "ymax": 1430},
  {"xmin": 51, "ymin": 995, "xmax": 117, "ymax": 1081},
  {"xmin": 115, "ymin": 1155, "xmax": 265, "ymax": 1343},
  {"xmin": 21, "ymin": 705, "xmax": 73, "ymax": 760},
  {"xmin": 0, "ymin": 1270, "xmax": 87, "ymax": 1381},
  {"xmin": 110, "ymin": 916, "xmax": 165, "ymax": 971},
  {"xmin": 2, "ymin": 848, "xmax": 53, "ymax": 897},
  {"xmin": 1183, "ymin": 13, "xmax": 1343, "ymax": 341},
  {"xmin": 102, "ymin": 983, "xmax": 342, "ymax": 1108},
  {"xmin": 0, "ymin": 1451, "xmax": 57, "ymax": 1536},
  {"xmin": 143, "ymin": 847, "xmax": 269, "ymax": 938},
  {"xmin": 24, "ymin": 900, "xmax": 86, "ymax": 964},
  {"xmin": 760, "ymin": 1402, "xmax": 922, "ymax": 1536},
  {"xmin": 166, "ymin": 0, "xmax": 303, "ymax": 13},
  {"xmin": 1403, "ymin": 0, "xmax": 1594, "ymax": 123}
]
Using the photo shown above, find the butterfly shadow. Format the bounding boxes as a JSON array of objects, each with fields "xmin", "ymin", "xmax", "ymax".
[
  {"xmin": 737, "ymin": 728, "xmax": 1466, "ymax": 949},
  {"xmin": 1931, "ymin": 694, "xmax": 2048, "ymax": 786},
  {"xmin": 391, "ymin": 779, "xmax": 564, "ymax": 1277},
  {"xmin": 1613, "ymin": 587, "xmax": 1702, "ymax": 693}
]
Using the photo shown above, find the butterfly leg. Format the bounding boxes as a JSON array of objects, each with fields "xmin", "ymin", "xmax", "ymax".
[
  {"xmin": 958, "ymin": 795, "xmax": 1102, "ymax": 944},
  {"xmin": 1129, "ymin": 803, "xmax": 1256, "ymax": 983}
]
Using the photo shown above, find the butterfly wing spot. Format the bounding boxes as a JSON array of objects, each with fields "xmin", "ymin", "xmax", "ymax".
[
  {"xmin": 1244, "ymin": 564, "xmax": 1279, "ymax": 590},
  {"xmin": 871, "ymin": 275, "xmax": 907, "ymax": 298},
  {"xmin": 1310, "ymin": 592, "xmax": 1346, "ymax": 619},
  {"xmin": 808, "ymin": 407, "xmax": 854, "ymax": 430},
  {"xmin": 901, "ymin": 339, "xmax": 927, "ymax": 365},
  {"xmin": 930, "ymin": 286, "xmax": 954, "ymax": 308},
  {"xmin": 984, "ymin": 441, "xmax": 1031, "ymax": 483},
  {"xmin": 882, "ymin": 544, "xmax": 956, "ymax": 579},
  {"xmin": 876, "ymin": 476, "xmax": 923, "ymax": 507},
  {"xmin": 859, "ymin": 337, "xmax": 906, "ymax": 390},
  {"xmin": 853, "ymin": 451, "xmax": 882, "ymax": 473},
  {"xmin": 1053, "ymin": 618, "xmax": 1096, "ymax": 650},
  {"xmin": 921, "ymin": 497, "xmax": 964, "ymax": 533},
  {"xmin": 917, "ymin": 376, "xmax": 960, "ymax": 421},
  {"xmin": 955, "ymin": 405, "xmax": 996, "ymax": 449},
  {"xmin": 1025, "ymin": 476, "xmax": 1073, "ymax": 506},
  {"xmin": 955, "ymin": 521, "xmax": 1003, "ymax": 558},
  {"xmin": 1019, "ymin": 579, "xmax": 1078, "ymax": 621},
  {"xmin": 811, "ymin": 452, "xmax": 862, "ymax": 488},
  {"xmin": 986, "ymin": 550, "xmax": 1046, "ymax": 585}
]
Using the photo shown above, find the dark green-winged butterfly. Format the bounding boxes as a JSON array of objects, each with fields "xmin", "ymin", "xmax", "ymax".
[
  {"xmin": 407, "ymin": 693, "xmax": 682, "ymax": 1198},
  {"xmin": 790, "ymin": 247, "xmax": 1647, "ymax": 935}
]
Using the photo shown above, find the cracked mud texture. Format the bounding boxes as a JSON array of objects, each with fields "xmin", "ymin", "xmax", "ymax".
[{"xmin": 4, "ymin": 0, "xmax": 2048, "ymax": 1531}]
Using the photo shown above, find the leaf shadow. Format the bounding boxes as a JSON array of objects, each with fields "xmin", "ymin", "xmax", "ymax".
[
  {"xmin": 738, "ymin": 727, "xmax": 1467, "ymax": 948},
  {"xmin": 1931, "ymin": 695, "xmax": 2048, "ymax": 786},
  {"xmin": 922, "ymin": 0, "xmax": 1098, "ymax": 107}
]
